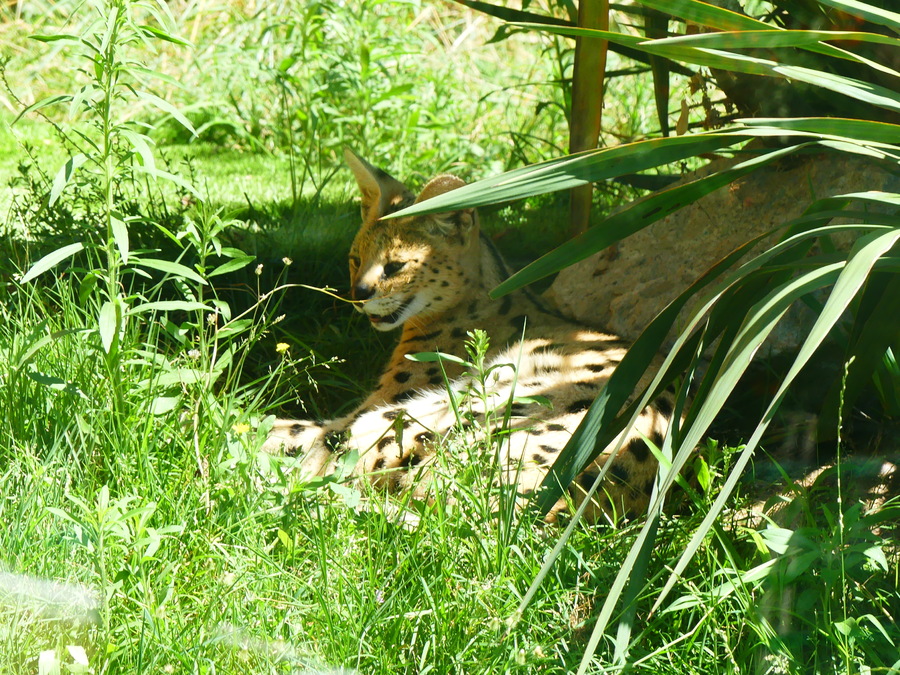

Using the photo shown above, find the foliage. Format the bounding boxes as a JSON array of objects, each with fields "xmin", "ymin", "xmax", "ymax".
[
  {"xmin": 391, "ymin": 0, "xmax": 900, "ymax": 670},
  {"xmin": 1, "ymin": 0, "xmax": 898, "ymax": 672}
]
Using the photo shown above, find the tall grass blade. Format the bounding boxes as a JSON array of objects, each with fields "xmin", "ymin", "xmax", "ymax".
[
  {"xmin": 636, "ymin": 0, "xmax": 770, "ymax": 32},
  {"xmin": 739, "ymin": 117, "xmax": 900, "ymax": 144},
  {"xmin": 650, "ymin": 226, "xmax": 900, "ymax": 616},
  {"xmin": 493, "ymin": 142, "xmax": 804, "ymax": 294},
  {"xmin": 388, "ymin": 133, "xmax": 744, "ymax": 217},
  {"xmin": 516, "ymin": 233, "xmax": 774, "ymax": 624},
  {"xmin": 452, "ymin": 0, "xmax": 571, "ymax": 27},
  {"xmin": 816, "ymin": 0, "xmax": 900, "ymax": 32},
  {"xmin": 20, "ymin": 243, "xmax": 85, "ymax": 284},
  {"xmin": 774, "ymin": 65, "xmax": 900, "ymax": 114},
  {"xmin": 649, "ymin": 29, "xmax": 900, "ymax": 51}
]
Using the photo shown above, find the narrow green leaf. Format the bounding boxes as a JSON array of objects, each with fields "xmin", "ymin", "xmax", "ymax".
[
  {"xmin": 774, "ymin": 65, "xmax": 900, "ymax": 114},
  {"xmin": 13, "ymin": 94, "xmax": 73, "ymax": 125},
  {"xmin": 651, "ymin": 226, "xmax": 900, "ymax": 615},
  {"xmin": 27, "ymin": 371, "xmax": 87, "ymax": 398},
  {"xmin": 130, "ymin": 66, "xmax": 183, "ymax": 89},
  {"xmin": 140, "ymin": 24, "xmax": 192, "ymax": 46},
  {"xmin": 98, "ymin": 6, "xmax": 118, "ymax": 56},
  {"xmin": 29, "ymin": 33, "xmax": 81, "ymax": 42},
  {"xmin": 127, "ymin": 301, "xmax": 212, "ymax": 315},
  {"xmin": 49, "ymin": 154, "xmax": 87, "ymax": 207},
  {"xmin": 453, "ymin": 0, "xmax": 572, "ymax": 27},
  {"xmin": 134, "ymin": 90, "xmax": 197, "ymax": 137},
  {"xmin": 120, "ymin": 129, "xmax": 156, "ymax": 171},
  {"xmin": 68, "ymin": 83, "xmax": 99, "ymax": 120},
  {"xmin": 579, "ymin": 263, "xmax": 843, "ymax": 672},
  {"xmin": 494, "ymin": 142, "xmax": 805, "ymax": 295},
  {"xmin": 650, "ymin": 29, "xmax": 900, "ymax": 51},
  {"xmin": 646, "ymin": 28, "xmax": 900, "ymax": 73},
  {"xmin": 636, "ymin": 0, "xmax": 770, "ymax": 32},
  {"xmin": 110, "ymin": 215, "xmax": 129, "ymax": 265},
  {"xmin": 520, "ymin": 23, "xmax": 779, "ymax": 75},
  {"xmin": 153, "ymin": 368, "xmax": 206, "ymax": 386},
  {"xmin": 20, "ymin": 242, "xmax": 84, "ymax": 284},
  {"xmin": 816, "ymin": 0, "xmax": 900, "ymax": 32},
  {"xmin": 517, "ymin": 233, "xmax": 775, "ymax": 629},
  {"xmin": 390, "ymin": 133, "xmax": 744, "ymax": 218},
  {"xmin": 132, "ymin": 165, "xmax": 200, "ymax": 198},
  {"xmin": 739, "ymin": 117, "xmax": 900, "ymax": 145},
  {"xmin": 133, "ymin": 257, "xmax": 207, "ymax": 285},
  {"xmin": 216, "ymin": 319, "xmax": 253, "ymax": 340},
  {"xmin": 98, "ymin": 300, "xmax": 119, "ymax": 354},
  {"xmin": 208, "ymin": 256, "xmax": 256, "ymax": 277}
]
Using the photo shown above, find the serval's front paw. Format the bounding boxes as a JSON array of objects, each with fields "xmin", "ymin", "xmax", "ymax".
[{"xmin": 261, "ymin": 419, "xmax": 332, "ymax": 478}]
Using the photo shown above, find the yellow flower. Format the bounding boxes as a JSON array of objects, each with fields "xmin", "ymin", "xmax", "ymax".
[
  {"xmin": 276, "ymin": 342, "xmax": 290, "ymax": 353},
  {"xmin": 232, "ymin": 423, "xmax": 251, "ymax": 434}
]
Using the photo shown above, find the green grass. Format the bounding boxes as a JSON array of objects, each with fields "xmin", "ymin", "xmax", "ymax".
[{"xmin": 1, "ymin": 0, "xmax": 898, "ymax": 672}]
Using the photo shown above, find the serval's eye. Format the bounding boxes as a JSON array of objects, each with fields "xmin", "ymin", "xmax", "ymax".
[{"xmin": 382, "ymin": 261, "xmax": 406, "ymax": 279}]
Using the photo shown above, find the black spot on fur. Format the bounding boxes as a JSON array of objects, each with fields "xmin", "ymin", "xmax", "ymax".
[
  {"xmin": 567, "ymin": 399, "xmax": 593, "ymax": 414},
  {"xmin": 576, "ymin": 380, "xmax": 599, "ymax": 389},
  {"xmin": 410, "ymin": 453, "xmax": 425, "ymax": 467},
  {"xmin": 608, "ymin": 463, "xmax": 630, "ymax": 485},
  {"xmin": 546, "ymin": 423, "xmax": 566, "ymax": 432},
  {"xmin": 428, "ymin": 375, "xmax": 444, "ymax": 386},
  {"xmin": 578, "ymin": 470, "xmax": 599, "ymax": 492},
  {"xmin": 392, "ymin": 391, "xmax": 416, "ymax": 404},
  {"xmin": 374, "ymin": 457, "xmax": 387, "ymax": 470},
  {"xmin": 383, "ymin": 409, "xmax": 403, "ymax": 420},
  {"xmin": 404, "ymin": 329, "xmax": 443, "ymax": 343},
  {"xmin": 527, "ymin": 427, "xmax": 544, "ymax": 436},
  {"xmin": 394, "ymin": 371, "xmax": 412, "ymax": 383},
  {"xmin": 414, "ymin": 431, "xmax": 434, "ymax": 445},
  {"xmin": 466, "ymin": 301, "xmax": 478, "ymax": 315},
  {"xmin": 531, "ymin": 453, "xmax": 549, "ymax": 466},
  {"xmin": 586, "ymin": 364, "xmax": 607, "ymax": 373},
  {"xmin": 509, "ymin": 403, "xmax": 529, "ymax": 416},
  {"xmin": 290, "ymin": 423, "xmax": 307, "ymax": 436},
  {"xmin": 540, "ymin": 444, "xmax": 559, "ymax": 454},
  {"xmin": 498, "ymin": 296, "xmax": 513, "ymax": 315},
  {"xmin": 509, "ymin": 314, "xmax": 527, "ymax": 332},
  {"xmin": 654, "ymin": 397, "xmax": 674, "ymax": 418},
  {"xmin": 426, "ymin": 366, "xmax": 440, "ymax": 376},
  {"xmin": 377, "ymin": 436, "xmax": 395, "ymax": 451},
  {"xmin": 441, "ymin": 280, "xmax": 450, "ymax": 287},
  {"xmin": 643, "ymin": 478, "xmax": 656, "ymax": 496},
  {"xmin": 650, "ymin": 431, "xmax": 664, "ymax": 450},
  {"xmin": 397, "ymin": 455, "xmax": 411, "ymax": 469},
  {"xmin": 626, "ymin": 436, "xmax": 650, "ymax": 463},
  {"xmin": 451, "ymin": 327, "xmax": 467, "ymax": 339}
]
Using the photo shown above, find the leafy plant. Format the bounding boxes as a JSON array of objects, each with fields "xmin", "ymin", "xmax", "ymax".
[{"xmin": 390, "ymin": 0, "xmax": 900, "ymax": 669}]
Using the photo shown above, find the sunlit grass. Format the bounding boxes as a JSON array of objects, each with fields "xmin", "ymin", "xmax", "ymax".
[{"xmin": 1, "ymin": 0, "xmax": 898, "ymax": 672}]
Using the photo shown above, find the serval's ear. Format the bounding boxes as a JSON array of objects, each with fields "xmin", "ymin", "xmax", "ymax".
[
  {"xmin": 343, "ymin": 148, "xmax": 414, "ymax": 223},
  {"xmin": 415, "ymin": 174, "xmax": 477, "ymax": 238}
]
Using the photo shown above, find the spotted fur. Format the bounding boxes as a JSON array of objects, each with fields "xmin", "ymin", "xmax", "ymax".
[{"xmin": 262, "ymin": 150, "xmax": 678, "ymax": 521}]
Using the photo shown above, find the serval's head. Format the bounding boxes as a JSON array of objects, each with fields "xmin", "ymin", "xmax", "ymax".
[{"xmin": 344, "ymin": 149, "xmax": 479, "ymax": 332}]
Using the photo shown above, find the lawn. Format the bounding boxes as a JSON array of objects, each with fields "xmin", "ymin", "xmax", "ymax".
[{"xmin": 1, "ymin": 0, "xmax": 898, "ymax": 673}]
